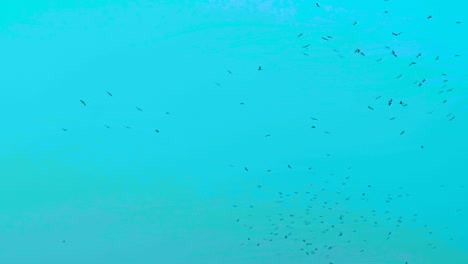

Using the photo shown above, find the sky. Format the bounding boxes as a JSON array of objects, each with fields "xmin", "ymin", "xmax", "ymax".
[{"xmin": 0, "ymin": 0, "xmax": 467, "ymax": 263}]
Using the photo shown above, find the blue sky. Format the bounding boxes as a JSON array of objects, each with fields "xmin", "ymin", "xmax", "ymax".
[{"xmin": 0, "ymin": 1, "xmax": 467, "ymax": 263}]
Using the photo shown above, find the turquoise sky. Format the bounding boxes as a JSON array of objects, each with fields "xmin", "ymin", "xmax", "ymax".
[{"xmin": 0, "ymin": 1, "xmax": 467, "ymax": 263}]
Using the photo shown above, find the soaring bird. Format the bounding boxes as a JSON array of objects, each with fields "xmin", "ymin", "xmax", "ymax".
[{"xmin": 80, "ymin": 100, "xmax": 86, "ymax": 106}]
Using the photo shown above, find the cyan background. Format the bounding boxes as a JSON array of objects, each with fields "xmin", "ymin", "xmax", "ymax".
[{"xmin": 0, "ymin": 1, "xmax": 467, "ymax": 263}]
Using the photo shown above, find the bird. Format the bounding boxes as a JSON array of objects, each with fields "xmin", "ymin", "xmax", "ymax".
[
  {"xmin": 80, "ymin": 100, "xmax": 86, "ymax": 106},
  {"xmin": 258, "ymin": 66, "xmax": 262, "ymax": 71},
  {"xmin": 316, "ymin": 2, "xmax": 320, "ymax": 7},
  {"xmin": 106, "ymin": 91, "xmax": 112, "ymax": 96},
  {"xmin": 297, "ymin": 33, "xmax": 303, "ymax": 37},
  {"xmin": 353, "ymin": 21, "xmax": 357, "ymax": 25},
  {"xmin": 427, "ymin": 15, "xmax": 432, "ymax": 19},
  {"xmin": 136, "ymin": 107, "xmax": 143, "ymax": 111},
  {"xmin": 155, "ymin": 129, "xmax": 159, "ymax": 133},
  {"xmin": 368, "ymin": 106, "xmax": 374, "ymax": 110}
]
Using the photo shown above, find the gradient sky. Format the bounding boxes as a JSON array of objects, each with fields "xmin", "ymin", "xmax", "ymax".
[{"xmin": 0, "ymin": 1, "xmax": 467, "ymax": 263}]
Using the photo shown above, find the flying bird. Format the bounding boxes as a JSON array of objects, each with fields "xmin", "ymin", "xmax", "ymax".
[
  {"xmin": 80, "ymin": 100, "xmax": 86, "ymax": 106},
  {"xmin": 106, "ymin": 91, "xmax": 112, "ymax": 96},
  {"xmin": 258, "ymin": 66, "xmax": 262, "ymax": 71},
  {"xmin": 316, "ymin": 2, "xmax": 320, "ymax": 7}
]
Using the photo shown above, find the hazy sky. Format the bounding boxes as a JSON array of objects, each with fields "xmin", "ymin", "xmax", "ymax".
[{"xmin": 0, "ymin": 1, "xmax": 467, "ymax": 263}]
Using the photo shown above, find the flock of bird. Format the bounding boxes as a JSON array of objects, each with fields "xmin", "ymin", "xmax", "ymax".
[
  {"xmin": 233, "ymin": 166, "xmax": 464, "ymax": 263},
  {"xmin": 63, "ymin": 1, "xmax": 464, "ymax": 263}
]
